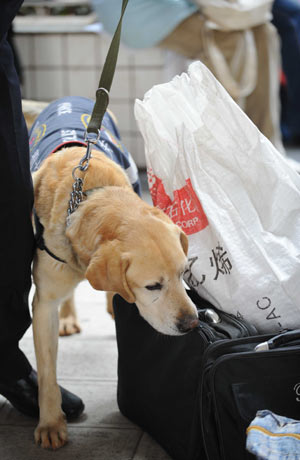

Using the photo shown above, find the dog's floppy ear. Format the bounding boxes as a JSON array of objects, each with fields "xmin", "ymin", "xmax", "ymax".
[
  {"xmin": 180, "ymin": 230, "xmax": 189, "ymax": 256},
  {"xmin": 85, "ymin": 241, "xmax": 135, "ymax": 303}
]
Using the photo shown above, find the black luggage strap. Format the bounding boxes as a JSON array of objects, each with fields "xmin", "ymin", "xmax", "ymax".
[{"xmin": 255, "ymin": 329, "xmax": 300, "ymax": 351}]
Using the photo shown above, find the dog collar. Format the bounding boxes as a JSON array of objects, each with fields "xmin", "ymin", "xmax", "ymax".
[{"xmin": 66, "ymin": 183, "xmax": 104, "ymax": 227}]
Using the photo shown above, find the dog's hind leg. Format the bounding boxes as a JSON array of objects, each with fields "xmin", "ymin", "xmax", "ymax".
[
  {"xmin": 106, "ymin": 291, "xmax": 115, "ymax": 318},
  {"xmin": 59, "ymin": 291, "xmax": 81, "ymax": 336}
]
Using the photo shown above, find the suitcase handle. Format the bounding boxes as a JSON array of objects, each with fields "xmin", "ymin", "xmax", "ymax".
[{"xmin": 255, "ymin": 329, "xmax": 300, "ymax": 352}]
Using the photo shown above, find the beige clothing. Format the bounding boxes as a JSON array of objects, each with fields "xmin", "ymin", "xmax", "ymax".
[{"xmin": 160, "ymin": 13, "xmax": 283, "ymax": 152}]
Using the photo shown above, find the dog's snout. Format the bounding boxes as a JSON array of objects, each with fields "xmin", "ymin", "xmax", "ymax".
[{"xmin": 176, "ymin": 315, "xmax": 199, "ymax": 333}]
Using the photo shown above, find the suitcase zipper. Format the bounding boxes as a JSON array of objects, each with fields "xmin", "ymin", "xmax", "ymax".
[
  {"xmin": 197, "ymin": 322, "xmax": 217, "ymax": 343},
  {"xmin": 220, "ymin": 312, "xmax": 255, "ymax": 336}
]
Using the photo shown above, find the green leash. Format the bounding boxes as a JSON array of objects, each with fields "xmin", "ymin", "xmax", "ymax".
[
  {"xmin": 75, "ymin": 0, "xmax": 129, "ymax": 172},
  {"xmin": 87, "ymin": 0, "xmax": 129, "ymax": 137}
]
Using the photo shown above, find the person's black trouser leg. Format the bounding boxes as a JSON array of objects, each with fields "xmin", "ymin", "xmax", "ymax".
[
  {"xmin": 0, "ymin": 31, "xmax": 34, "ymax": 383},
  {"xmin": 0, "ymin": 3, "xmax": 84, "ymax": 422}
]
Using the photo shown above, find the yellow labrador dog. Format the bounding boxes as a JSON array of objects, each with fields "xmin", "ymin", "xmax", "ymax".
[{"xmin": 29, "ymin": 97, "xmax": 199, "ymax": 449}]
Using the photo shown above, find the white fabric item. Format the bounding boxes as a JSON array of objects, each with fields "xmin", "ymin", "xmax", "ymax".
[
  {"xmin": 204, "ymin": 25, "xmax": 257, "ymax": 99},
  {"xmin": 134, "ymin": 61, "xmax": 300, "ymax": 333},
  {"xmin": 193, "ymin": 0, "xmax": 273, "ymax": 31}
]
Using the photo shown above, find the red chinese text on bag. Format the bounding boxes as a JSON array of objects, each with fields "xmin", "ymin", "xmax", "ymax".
[{"xmin": 148, "ymin": 169, "xmax": 208, "ymax": 236}]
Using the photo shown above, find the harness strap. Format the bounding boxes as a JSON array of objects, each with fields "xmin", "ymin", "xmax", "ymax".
[
  {"xmin": 34, "ymin": 186, "xmax": 103, "ymax": 264},
  {"xmin": 33, "ymin": 209, "xmax": 67, "ymax": 264}
]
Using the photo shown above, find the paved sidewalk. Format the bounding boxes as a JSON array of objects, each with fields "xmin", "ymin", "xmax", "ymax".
[{"xmin": 0, "ymin": 281, "xmax": 171, "ymax": 460}]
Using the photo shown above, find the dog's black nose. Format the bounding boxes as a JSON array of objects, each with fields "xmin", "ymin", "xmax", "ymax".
[{"xmin": 177, "ymin": 315, "xmax": 199, "ymax": 333}]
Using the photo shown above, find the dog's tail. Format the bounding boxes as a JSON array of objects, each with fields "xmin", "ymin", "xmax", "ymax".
[{"xmin": 22, "ymin": 99, "xmax": 49, "ymax": 131}]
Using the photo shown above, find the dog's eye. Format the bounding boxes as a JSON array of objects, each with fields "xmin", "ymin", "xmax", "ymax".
[{"xmin": 145, "ymin": 283, "xmax": 162, "ymax": 291}]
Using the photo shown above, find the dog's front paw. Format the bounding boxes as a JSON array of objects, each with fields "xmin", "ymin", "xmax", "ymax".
[{"xmin": 34, "ymin": 416, "xmax": 68, "ymax": 449}]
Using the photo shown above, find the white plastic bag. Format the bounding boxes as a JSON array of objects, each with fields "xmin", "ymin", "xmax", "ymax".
[{"xmin": 134, "ymin": 61, "xmax": 300, "ymax": 334}]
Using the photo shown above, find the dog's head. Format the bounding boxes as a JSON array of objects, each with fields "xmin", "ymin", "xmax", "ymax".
[{"xmin": 85, "ymin": 208, "xmax": 199, "ymax": 336}]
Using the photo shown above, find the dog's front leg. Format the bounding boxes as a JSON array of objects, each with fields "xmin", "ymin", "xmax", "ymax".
[{"xmin": 32, "ymin": 292, "xmax": 67, "ymax": 449}]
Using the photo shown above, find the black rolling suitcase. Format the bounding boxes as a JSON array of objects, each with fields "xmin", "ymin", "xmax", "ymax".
[{"xmin": 113, "ymin": 290, "xmax": 300, "ymax": 460}]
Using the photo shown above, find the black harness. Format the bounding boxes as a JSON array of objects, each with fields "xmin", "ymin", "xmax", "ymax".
[{"xmin": 33, "ymin": 209, "xmax": 67, "ymax": 264}]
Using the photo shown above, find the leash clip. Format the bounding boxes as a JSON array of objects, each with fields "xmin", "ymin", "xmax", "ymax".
[
  {"xmin": 84, "ymin": 129, "xmax": 101, "ymax": 145},
  {"xmin": 76, "ymin": 129, "xmax": 100, "ymax": 173},
  {"xmin": 71, "ymin": 129, "xmax": 101, "ymax": 180}
]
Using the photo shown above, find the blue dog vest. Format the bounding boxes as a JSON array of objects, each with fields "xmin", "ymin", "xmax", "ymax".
[{"xmin": 29, "ymin": 96, "xmax": 141, "ymax": 196}]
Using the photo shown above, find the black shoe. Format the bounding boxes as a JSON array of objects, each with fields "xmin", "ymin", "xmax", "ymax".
[{"xmin": 0, "ymin": 369, "xmax": 84, "ymax": 420}]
